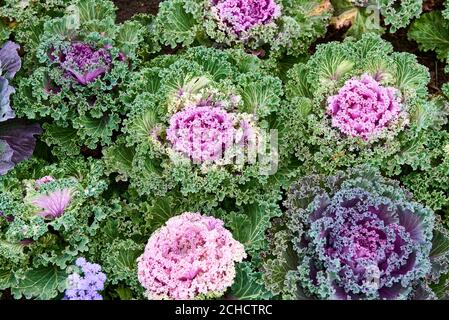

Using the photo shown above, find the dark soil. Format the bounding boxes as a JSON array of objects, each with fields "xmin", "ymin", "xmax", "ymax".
[
  {"xmin": 0, "ymin": 289, "xmax": 11, "ymax": 300},
  {"xmin": 113, "ymin": 0, "xmax": 162, "ymax": 22}
]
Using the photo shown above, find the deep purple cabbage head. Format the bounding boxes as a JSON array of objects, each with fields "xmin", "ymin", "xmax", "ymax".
[
  {"xmin": 211, "ymin": 0, "xmax": 281, "ymax": 34},
  {"xmin": 286, "ymin": 166, "xmax": 435, "ymax": 300},
  {"xmin": 59, "ymin": 42, "xmax": 112, "ymax": 85},
  {"xmin": 0, "ymin": 120, "xmax": 42, "ymax": 175}
]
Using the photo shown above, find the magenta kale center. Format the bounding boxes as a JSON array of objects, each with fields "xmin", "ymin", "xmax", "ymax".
[
  {"xmin": 327, "ymin": 74, "xmax": 402, "ymax": 140},
  {"xmin": 166, "ymin": 104, "xmax": 236, "ymax": 163},
  {"xmin": 212, "ymin": 0, "xmax": 281, "ymax": 34}
]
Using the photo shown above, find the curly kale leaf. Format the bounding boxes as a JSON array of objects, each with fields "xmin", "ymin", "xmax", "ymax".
[{"xmin": 409, "ymin": 11, "xmax": 449, "ymax": 62}]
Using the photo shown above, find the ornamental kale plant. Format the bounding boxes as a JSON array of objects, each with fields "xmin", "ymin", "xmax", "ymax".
[
  {"xmin": 0, "ymin": 157, "xmax": 118, "ymax": 300},
  {"xmin": 137, "ymin": 212, "xmax": 246, "ymax": 300},
  {"xmin": 85, "ymin": 185, "xmax": 280, "ymax": 300},
  {"xmin": 12, "ymin": 0, "xmax": 144, "ymax": 157},
  {"xmin": 280, "ymin": 33, "xmax": 441, "ymax": 177},
  {"xmin": 152, "ymin": 0, "xmax": 332, "ymax": 58},
  {"xmin": 263, "ymin": 166, "xmax": 449, "ymax": 300},
  {"xmin": 105, "ymin": 46, "xmax": 284, "ymax": 209}
]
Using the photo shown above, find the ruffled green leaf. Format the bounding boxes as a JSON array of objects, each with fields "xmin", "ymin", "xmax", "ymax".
[
  {"xmin": 11, "ymin": 266, "xmax": 67, "ymax": 300},
  {"xmin": 379, "ymin": 0, "xmax": 422, "ymax": 33},
  {"xmin": 116, "ymin": 21, "xmax": 144, "ymax": 57},
  {"xmin": 227, "ymin": 200, "xmax": 281, "ymax": 254},
  {"xmin": 231, "ymin": 262, "xmax": 271, "ymax": 300},
  {"xmin": 42, "ymin": 124, "xmax": 79, "ymax": 157},
  {"xmin": 103, "ymin": 138, "xmax": 136, "ymax": 182},
  {"xmin": 155, "ymin": 0, "xmax": 203, "ymax": 48},
  {"xmin": 237, "ymin": 73, "xmax": 283, "ymax": 117},
  {"xmin": 408, "ymin": 11, "xmax": 449, "ymax": 61}
]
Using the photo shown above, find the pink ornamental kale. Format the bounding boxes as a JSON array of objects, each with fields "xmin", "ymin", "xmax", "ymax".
[
  {"xmin": 35, "ymin": 175, "xmax": 55, "ymax": 186},
  {"xmin": 166, "ymin": 104, "xmax": 236, "ymax": 163},
  {"xmin": 211, "ymin": 0, "xmax": 281, "ymax": 34},
  {"xmin": 59, "ymin": 42, "xmax": 112, "ymax": 85},
  {"xmin": 137, "ymin": 212, "xmax": 246, "ymax": 300},
  {"xmin": 327, "ymin": 74, "xmax": 402, "ymax": 140},
  {"xmin": 31, "ymin": 188, "xmax": 72, "ymax": 219}
]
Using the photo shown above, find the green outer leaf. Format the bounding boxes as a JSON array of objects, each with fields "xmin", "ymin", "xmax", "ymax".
[
  {"xmin": 231, "ymin": 262, "xmax": 271, "ymax": 300},
  {"xmin": 11, "ymin": 266, "xmax": 67, "ymax": 300},
  {"xmin": 408, "ymin": 11, "xmax": 449, "ymax": 61},
  {"xmin": 103, "ymin": 138, "xmax": 136, "ymax": 182},
  {"xmin": 155, "ymin": 0, "xmax": 202, "ymax": 48},
  {"xmin": 227, "ymin": 198, "xmax": 281, "ymax": 254}
]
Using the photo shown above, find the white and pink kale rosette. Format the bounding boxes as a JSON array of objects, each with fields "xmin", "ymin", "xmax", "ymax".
[{"xmin": 137, "ymin": 212, "xmax": 246, "ymax": 300}]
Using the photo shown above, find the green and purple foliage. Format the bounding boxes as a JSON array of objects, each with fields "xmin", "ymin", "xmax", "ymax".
[
  {"xmin": 0, "ymin": 0, "xmax": 448, "ymax": 302},
  {"xmin": 151, "ymin": 0, "xmax": 332, "ymax": 58},
  {"xmin": 12, "ymin": 0, "xmax": 144, "ymax": 157},
  {"xmin": 0, "ymin": 41, "xmax": 42, "ymax": 175},
  {"xmin": 0, "ymin": 157, "xmax": 116, "ymax": 300},
  {"xmin": 263, "ymin": 166, "xmax": 449, "ymax": 300}
]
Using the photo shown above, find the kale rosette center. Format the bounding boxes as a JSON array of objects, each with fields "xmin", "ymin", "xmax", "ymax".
[
  {"xmin": 166, "ymin": 103, "xmax": 236, "ymax": 163},
  {"xmin": 327, "ymin": 74, "xmax": 402, "ymax": 140},
  {"xmin": 58, "ymin": 42, "xmax": 113, "ymax": 85},
  {"xmin": 211, "ymin": 0, "xmax": 281, "ymax": 34},
  {"xmin": 137, "ymin": 212, "xmax": 246, "ymax": 300}
]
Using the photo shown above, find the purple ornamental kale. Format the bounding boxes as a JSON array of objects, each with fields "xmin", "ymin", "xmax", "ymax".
[
  {"xmin": 0, "ymin": 42, "xmax": 41, "ymax": 176},
  {"xmin": 64, "ymin": 257, "xmax": 107, "ymax": 300},
  {"xmin": 59, "ymin": 42, "xmax": 113, "ymax": 85},
  {"xmin": 211, "ymin": 0, "xmax": 281, "ymax": 34},
  {"xmin": 0, "ymin": 41, "xmax": 21, "ymax": 122},
  {"xmin": 0, "ymin": 120, "xmax": 42, "ymax": 175},
  {"xmin": 284, "ymin": 166, "xmax": 435, "ymax": 300}
]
